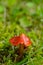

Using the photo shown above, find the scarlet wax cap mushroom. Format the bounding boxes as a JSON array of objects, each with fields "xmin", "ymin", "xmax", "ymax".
[
  {"xmin": 9, "ymin": 36, "xmax": 21, "ymax": 46},
  {"xmin": 9, "ymin": 34, "xmax": 32, "ymax": 47},
  {"xmin": 20, "ymin": 34, "xmax": 32, "ymax": 47}
]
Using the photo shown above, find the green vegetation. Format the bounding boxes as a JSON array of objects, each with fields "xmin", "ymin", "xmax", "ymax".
[{"xmin": 0, "ymin": 0, "xmax": 43, "ymax": 65}]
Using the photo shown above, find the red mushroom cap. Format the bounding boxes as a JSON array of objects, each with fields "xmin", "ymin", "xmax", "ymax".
[
  {"xmin": 20, "ymin": 34, "xmax": 31, "ymax": 47},
  {"xmin": 9, "ymin": 34, "xmax": 31, "ymax": 47}
]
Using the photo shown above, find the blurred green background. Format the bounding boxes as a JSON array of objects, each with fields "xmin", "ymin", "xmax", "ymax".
[{"xmin": 0, "ymin": 0, "xmax": 43, "ymax": 65}]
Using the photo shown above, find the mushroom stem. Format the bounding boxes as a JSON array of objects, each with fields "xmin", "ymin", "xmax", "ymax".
[
  {"xmin": 16, "ymin": 44, "xmax": 24, "ymax": 61},
  {"xmin": 19, "ymin": 44, "xmax": 24, "ymax": 55}
]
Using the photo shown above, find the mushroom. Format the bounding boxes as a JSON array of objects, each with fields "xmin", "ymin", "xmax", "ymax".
[{"xmin": 9, "ymin": 33, "xmax": 32, "ymax": 61}]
